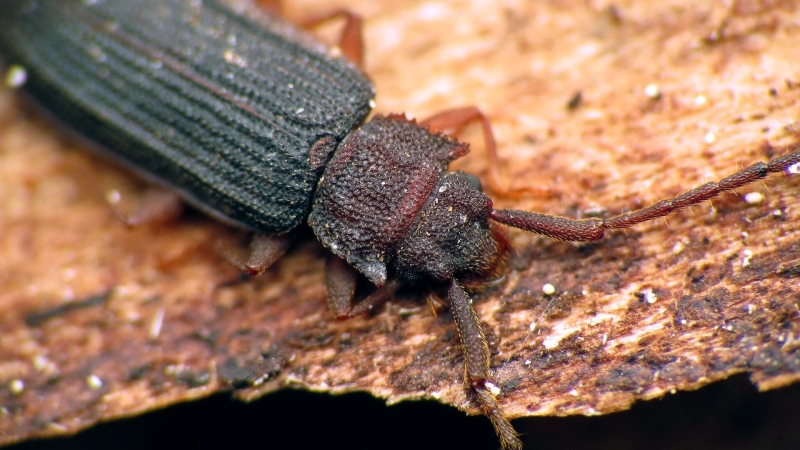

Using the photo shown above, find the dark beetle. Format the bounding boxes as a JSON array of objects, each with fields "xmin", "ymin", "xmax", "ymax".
[
  {"xmin": 3, "ymin": 1, "xmax": 800, "ymax": 449},
  {"xmin": 0, "ymin": 0, "xmax": 375, "ymax": 233}
]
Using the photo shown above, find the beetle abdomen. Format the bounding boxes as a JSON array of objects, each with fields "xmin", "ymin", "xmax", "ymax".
[{"xmin": 0, "ymin": 0, "xmax": 375, "ymax": 233}]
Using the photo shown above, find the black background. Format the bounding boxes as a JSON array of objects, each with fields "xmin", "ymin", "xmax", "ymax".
[{"xmin": 8, "ymin": 373, "xmax": 799, "ymax": 450}]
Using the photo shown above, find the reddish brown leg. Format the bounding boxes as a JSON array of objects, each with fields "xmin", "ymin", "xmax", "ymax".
[
  {"xmin": 422, "ymin": 107, "xmax": 556, "ymax": 199},
  {"xmin": 300, "ymin": 10, "xmax": 365, "ymax": 68},
  {"xmin": 425, "ymin": 292, "xmax": 449, "ymax": 317},
  {"xmin": 326, "ymin": 255, "xmax": 358, "ymax": 318},
  {"xmin": 349, "ymin": 280, "xmax": 400, "ymax": 317},
  {"xmin": 491, "ymin": 146, "xmax": 800, "ymax": 241},
  {"xmin": 449, "ymin": 280, "xmax": 521, "ymax": 450},
  {"xmin": 107, "ymin": 187, "xmax": 183, "ymax": 227},
  {"xmin": 326, "ymin": 255, "xmax": 401, "ymax": 318},
  {"xmin": 253, "ymin": 0, "xmax": 282, "ymax": 16},
  {"xmin": 223, "ymin": 234, "xmax": 290, "ymax": 276}
]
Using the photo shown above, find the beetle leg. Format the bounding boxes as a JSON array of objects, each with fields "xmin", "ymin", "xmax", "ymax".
[
  {"xmin": 449, "ymin": 280, "xmax": 522, "ymax": 450},
  {"xmin": 300, "ymin": 10, "xmax": 365, "ymax": 68},
  {"xmin": 348, "ymin": 280, "xmax": 400, "ymax": 317},
  {"xmin": 326, "ymin": 255, "xmax": 358, "ymax": 318},
  {"xmin": 107, "ymin": 187, "xmax": 183, "ymax": 228},
  {"xmin": 421, "ymin": 107, "xmax": 556, "ymax": 199},
  {"xmin": 110, "ymin": 183, "xmax": 289, "ymax": 275},
  {"xmin": 490, "ymin": 145, "xmax": 800, "ymax": 242},
  {"xmin": 426, "ymin": 292, "xmax": 448, "ymax": 317},
  {"xmin": 253, "ymin": 0, "xmax": 282, "ymax": 16},
  {"xmin": 326, "ymin": 254, "xmax": 400, "ymax": 319},
  {"xmin": 223, "ymin": 234, "xmax": 290, "ymax": 276}
]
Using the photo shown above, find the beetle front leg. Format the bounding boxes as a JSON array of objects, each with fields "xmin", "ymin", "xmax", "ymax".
[
  {"xmin": 326, "ymin": 255, "xmax": 358, "ymax": 318},
  {"xmin": 326, "ymin": 255, "xmax": 400, "ymax": 318},
  {"xmin": 422, "ymin": 107, "xmax": 556, "ymax": 199},
  {"xmin": 449, "ymin": 280, "xmax": 522, "ymax": 450}
]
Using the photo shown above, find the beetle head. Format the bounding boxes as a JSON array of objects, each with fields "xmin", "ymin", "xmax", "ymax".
[{"xmin": 392, "ymin": 170, "xmax": 508, "ymax": 285}]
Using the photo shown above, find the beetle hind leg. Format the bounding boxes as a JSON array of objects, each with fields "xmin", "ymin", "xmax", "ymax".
[{"xmin": 106, "ymin": 186, "xmax": 184, "ymax": 228}]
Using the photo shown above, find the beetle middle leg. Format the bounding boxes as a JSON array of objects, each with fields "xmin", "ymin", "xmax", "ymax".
[{"xmin": 298, "ymin": 10, "xmax": 365, "ymax": 68}]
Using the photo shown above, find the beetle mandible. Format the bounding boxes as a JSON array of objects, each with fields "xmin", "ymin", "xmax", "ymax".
[{"xmin": 2, "ymin": 1, "xmax": 800, "ymax": 449}]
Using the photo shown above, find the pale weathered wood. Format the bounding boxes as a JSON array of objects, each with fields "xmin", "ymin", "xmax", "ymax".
[{"xmin": 1, "ymin": 0, "xmax": 799, "ymax": 447}]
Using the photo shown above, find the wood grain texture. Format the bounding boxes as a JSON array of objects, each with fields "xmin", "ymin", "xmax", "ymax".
[{"xmin": 1, "ymin": 0, "xmax": 799, "ymax": 447}]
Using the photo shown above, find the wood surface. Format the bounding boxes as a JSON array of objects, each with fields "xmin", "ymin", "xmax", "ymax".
[{"xmin": 1, "ymin": 0, "xmax": 799, "ymax": 447}]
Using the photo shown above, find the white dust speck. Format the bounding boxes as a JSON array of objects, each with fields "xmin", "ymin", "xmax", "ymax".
[
  {"xmin": 485, "ymin": 381, "xmax": 501, "ymax": 396},
  {"xmin": 223, "ymin": 49, "xmax": 248, "ymax": 68},
  {"xmin": 149, "ymin": 307, "xmax": 165, "ymax": 340},
  {"xmin": 5, "ymin": 65, "xmax": 27, "ymax": 88},
  {"xmin": 694, "ymin": 95, "xmax": 707, "ymax": 106},
  {"xmin": 644, "ymin": 84, "xmax": 660, "ymax": 99},
  {"xmin": 9, "ymin": 379, "xmax": 24, "ymax": 395},
  {"xmin": 543, "ymin": 337, "xmax": 560, "ymax": 349},
  {"xmin": 744, "ymin": 192, "xmax": 764, "ymax": 204},
  {"xmin": 106, "ymin": 190, "xmax": 121, "ymax": 205},
  {"xmin": 742, "ymin": 249, "xmax": 754, "ymax": 267},
  {"xmin": 86, "ymin": 374, "xmax": 103, "ymax": 390}
]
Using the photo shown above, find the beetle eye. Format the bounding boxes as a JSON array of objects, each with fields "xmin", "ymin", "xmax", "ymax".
[{"xmin": 454, "ymin": 170, "xmax": 483, "ymax": 192}]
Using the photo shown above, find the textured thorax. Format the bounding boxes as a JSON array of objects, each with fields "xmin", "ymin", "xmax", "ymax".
[{"xmin": 309, "ymin": 115, "xmax": 469, "ymax": 285}]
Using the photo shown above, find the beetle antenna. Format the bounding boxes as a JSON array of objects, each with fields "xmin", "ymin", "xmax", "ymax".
[{"xmin": 490, "ymin": 146, "xmax": 800, "ymax": 241}]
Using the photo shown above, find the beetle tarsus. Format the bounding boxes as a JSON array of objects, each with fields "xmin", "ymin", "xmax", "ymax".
[{"xmin": 474, "ymin": 382, "xmax": 523, "ymax": 450}]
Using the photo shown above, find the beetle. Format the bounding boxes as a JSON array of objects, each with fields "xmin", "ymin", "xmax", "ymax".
[{"xmin": 2, "ymin": 1, "xmax": 800, "ymax": 449}]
